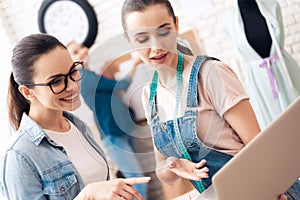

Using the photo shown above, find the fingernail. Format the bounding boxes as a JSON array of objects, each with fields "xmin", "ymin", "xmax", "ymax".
[{"xmin": 203, "ymin": 174, "xmax": 209, "ymax": 178}]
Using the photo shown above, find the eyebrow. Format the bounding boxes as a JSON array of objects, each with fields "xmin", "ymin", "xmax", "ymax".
[
  {"xmin": 46, "ymin": 63, "xmax": 76, "ymax": 81},
  {"xmin": 158, "ymin": 23, "xmax": 171, "ymax": 29},
  {"xmin": 133, "ymin": 23, "xmax": 171, "ymax": 37},
  {"xmin": 46, "ymin": 73, "xmax": 64, "ymax": 81}
]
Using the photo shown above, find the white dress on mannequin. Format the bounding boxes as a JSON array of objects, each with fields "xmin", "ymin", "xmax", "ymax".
[{"xmin": 224, "ymin": 0, "xmax": 300, "ymax": 129}]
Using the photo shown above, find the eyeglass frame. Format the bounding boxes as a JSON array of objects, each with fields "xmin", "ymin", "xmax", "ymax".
[{"xmin": 24, "ymin": 61, "xmax": 85, "ymax": 94}]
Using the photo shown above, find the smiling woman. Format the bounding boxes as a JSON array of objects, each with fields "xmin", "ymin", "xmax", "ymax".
[{"xmin": 0, "ymin": 33, "xmax": 150, "ymax": 200}]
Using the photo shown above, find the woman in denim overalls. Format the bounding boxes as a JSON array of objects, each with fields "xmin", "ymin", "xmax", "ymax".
[
  {"xmin": 121, "ymin": 0, "xmax": 299, "ymax": 199},
  {"xmin": 149, "ymin": 55, "xmax": 234, "ymax": 190}
]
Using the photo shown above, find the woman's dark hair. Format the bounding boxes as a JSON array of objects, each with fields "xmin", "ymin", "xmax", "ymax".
[
  {"xmin": 121, "ymin": 0, "xmax": 176, "ymax": 31},
  {"xmin": 8, "ymin": 33, "xmax": 66, "ymax": 130},
  {"xmin": 121, "ymin": 0, "xmax": 193, "ymax": 55}
]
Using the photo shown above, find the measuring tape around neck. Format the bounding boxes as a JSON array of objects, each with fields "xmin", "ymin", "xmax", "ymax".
[{"xmin": 149, "ymin": 52, "xmax": 206, "ymax": 193}]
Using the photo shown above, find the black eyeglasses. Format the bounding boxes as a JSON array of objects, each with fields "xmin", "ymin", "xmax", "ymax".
[{"xmin": 25, "ymin": 61, "xmax": 85, "ymax": 94}]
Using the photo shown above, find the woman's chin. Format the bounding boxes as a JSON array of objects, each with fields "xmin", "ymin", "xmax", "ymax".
[{"xmin": 65, "ymin": 100, "xmax": 81, "ymax": 111}]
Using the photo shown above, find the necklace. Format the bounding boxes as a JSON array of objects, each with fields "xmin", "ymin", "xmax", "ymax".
[{"xmin": 149, "ymin": 51, "xmax": 206, "ymax": 193}]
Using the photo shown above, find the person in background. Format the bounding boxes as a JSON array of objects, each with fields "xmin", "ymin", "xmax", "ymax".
[
  {"xmin": 67, "ymin": 41, "xmax": 148, "ymax": 199},
  {"xmin": 0, "ymin": 33, "xmax": 150, "ymax": 200},
  {"xmin": 120, "ymin": 57, "xmax": 165, "ymax": 199},
  {"xmin": 120, "ymin": 0, "xmax": 298, "ymax": 199}
]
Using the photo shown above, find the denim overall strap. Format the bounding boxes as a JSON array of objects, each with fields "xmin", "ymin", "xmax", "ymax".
[
  {"xmin": 172, "ymin": 53, "xmax": 207, "ymax": 193},
  {"xmin": 184, "ymin": 56, "xmax": 234, "ymax": 191},
  {"xmin": 187, "ymin": 56, "xmax": 205, "ymax": 108},
  {"xmin": 187, "ymin": 56, "xmax": 220, "ymax": 108}
]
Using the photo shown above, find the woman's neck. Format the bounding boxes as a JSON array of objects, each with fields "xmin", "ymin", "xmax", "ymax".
[
  {"xmin": 29, "ymin": 106, "xmax": 70, "ymax": 132},
  {"xmin": 156, "ymin": 54, "xmax": 179, "ymax": 87},
  {"xmin": 157, "ymin": 68, "xmax": 176, "ymax": 88},
  {"xmin": 238, "ymin": 0, "xmax": 258, "ymax": 11},
  {"xmin": 157, "ymin": 55, "xmax": 192, "ymax": 88}
]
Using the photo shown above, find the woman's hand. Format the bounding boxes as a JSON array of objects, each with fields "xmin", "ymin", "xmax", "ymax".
[
  {"xmin": 75, "ymin": 177, "xmax": 151, "ymax": 200},
  {"xmin": 167, "ymin": 157, "xmax": 209, "ymax": 181}
]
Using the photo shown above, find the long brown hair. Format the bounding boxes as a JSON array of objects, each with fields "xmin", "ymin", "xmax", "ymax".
[{"xmin": 8, "ymin": 33, "xmax": 66, "ymax": 130}]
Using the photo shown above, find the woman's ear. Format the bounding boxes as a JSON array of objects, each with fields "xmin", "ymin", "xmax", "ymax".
[
  {"xmin": 18, "ymin": 85, "xmax": 36, "ymax": 101},
  {"xmin": 175, "ymin": 16, "xmax": 179, "ymax": 32}
]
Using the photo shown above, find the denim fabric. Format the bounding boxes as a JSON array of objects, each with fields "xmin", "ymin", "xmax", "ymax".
[
  {"xmin": 286, "ymin": 179, "xmax": 300, "ymax": 200},
  {"xmin": 149, "ymin": 56, "xmax": 232, "ymax": 192},
  {"xmin": 0, "ymin": 112, "xmax": 109, "ymax": 200}
]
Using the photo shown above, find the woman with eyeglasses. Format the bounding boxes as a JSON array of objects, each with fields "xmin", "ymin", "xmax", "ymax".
[{"xmin": 0, "ymin": 33, "xmax": 150, "ymax": 200}]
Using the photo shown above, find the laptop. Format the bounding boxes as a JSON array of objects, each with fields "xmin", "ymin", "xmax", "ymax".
[{"xmin": 197, "ymin": 97, "xmax": 300, "ymax": 200}]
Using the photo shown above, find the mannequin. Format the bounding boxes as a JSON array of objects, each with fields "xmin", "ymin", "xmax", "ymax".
[
  {"xmin": 223, "ymin": 0, "xmax": 300, "ymax": 129},
  {"xmin": 238, "ymin": 0, "xmax": 272, "ymax": 58}
]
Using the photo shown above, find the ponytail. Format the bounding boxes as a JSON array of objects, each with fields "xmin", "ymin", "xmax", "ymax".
[
  {"xmin": 7, "ymin": 72, "xmax": 30, "ymax": 131},
  {"xmin": 177, "ymin": 43, "xmax": 193, "ymax": 56}
]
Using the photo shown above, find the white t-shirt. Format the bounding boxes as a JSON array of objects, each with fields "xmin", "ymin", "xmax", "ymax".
[{"xmin": 45, "ymin": 121, "xmax": 108, "ymax": 185}]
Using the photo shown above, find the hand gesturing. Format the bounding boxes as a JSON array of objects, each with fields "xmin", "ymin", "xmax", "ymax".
[{"xmin": 167, "ymin": 158, "xmax": 209, "ymax": 181}]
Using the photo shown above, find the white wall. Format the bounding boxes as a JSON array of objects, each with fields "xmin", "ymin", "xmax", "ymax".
[
  {"xmin": 0, "ymin": 0, "xmax": 299, "ymax": 156},
  {"xmin": 0, "ymin": 0, "xmax": 42, "ymax": 157},
  {"xmin": 0, "ymin": 18, "xmax": 13, "ymax": 158},
  {"xmin": 1, "ymin": 0, "xmax": 300, "ymax": 59}
]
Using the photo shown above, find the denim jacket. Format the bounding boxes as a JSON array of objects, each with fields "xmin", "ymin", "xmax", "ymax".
[{"xmin": 0, "ymin": 112, "xmax": 109, "ymax": 200}]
